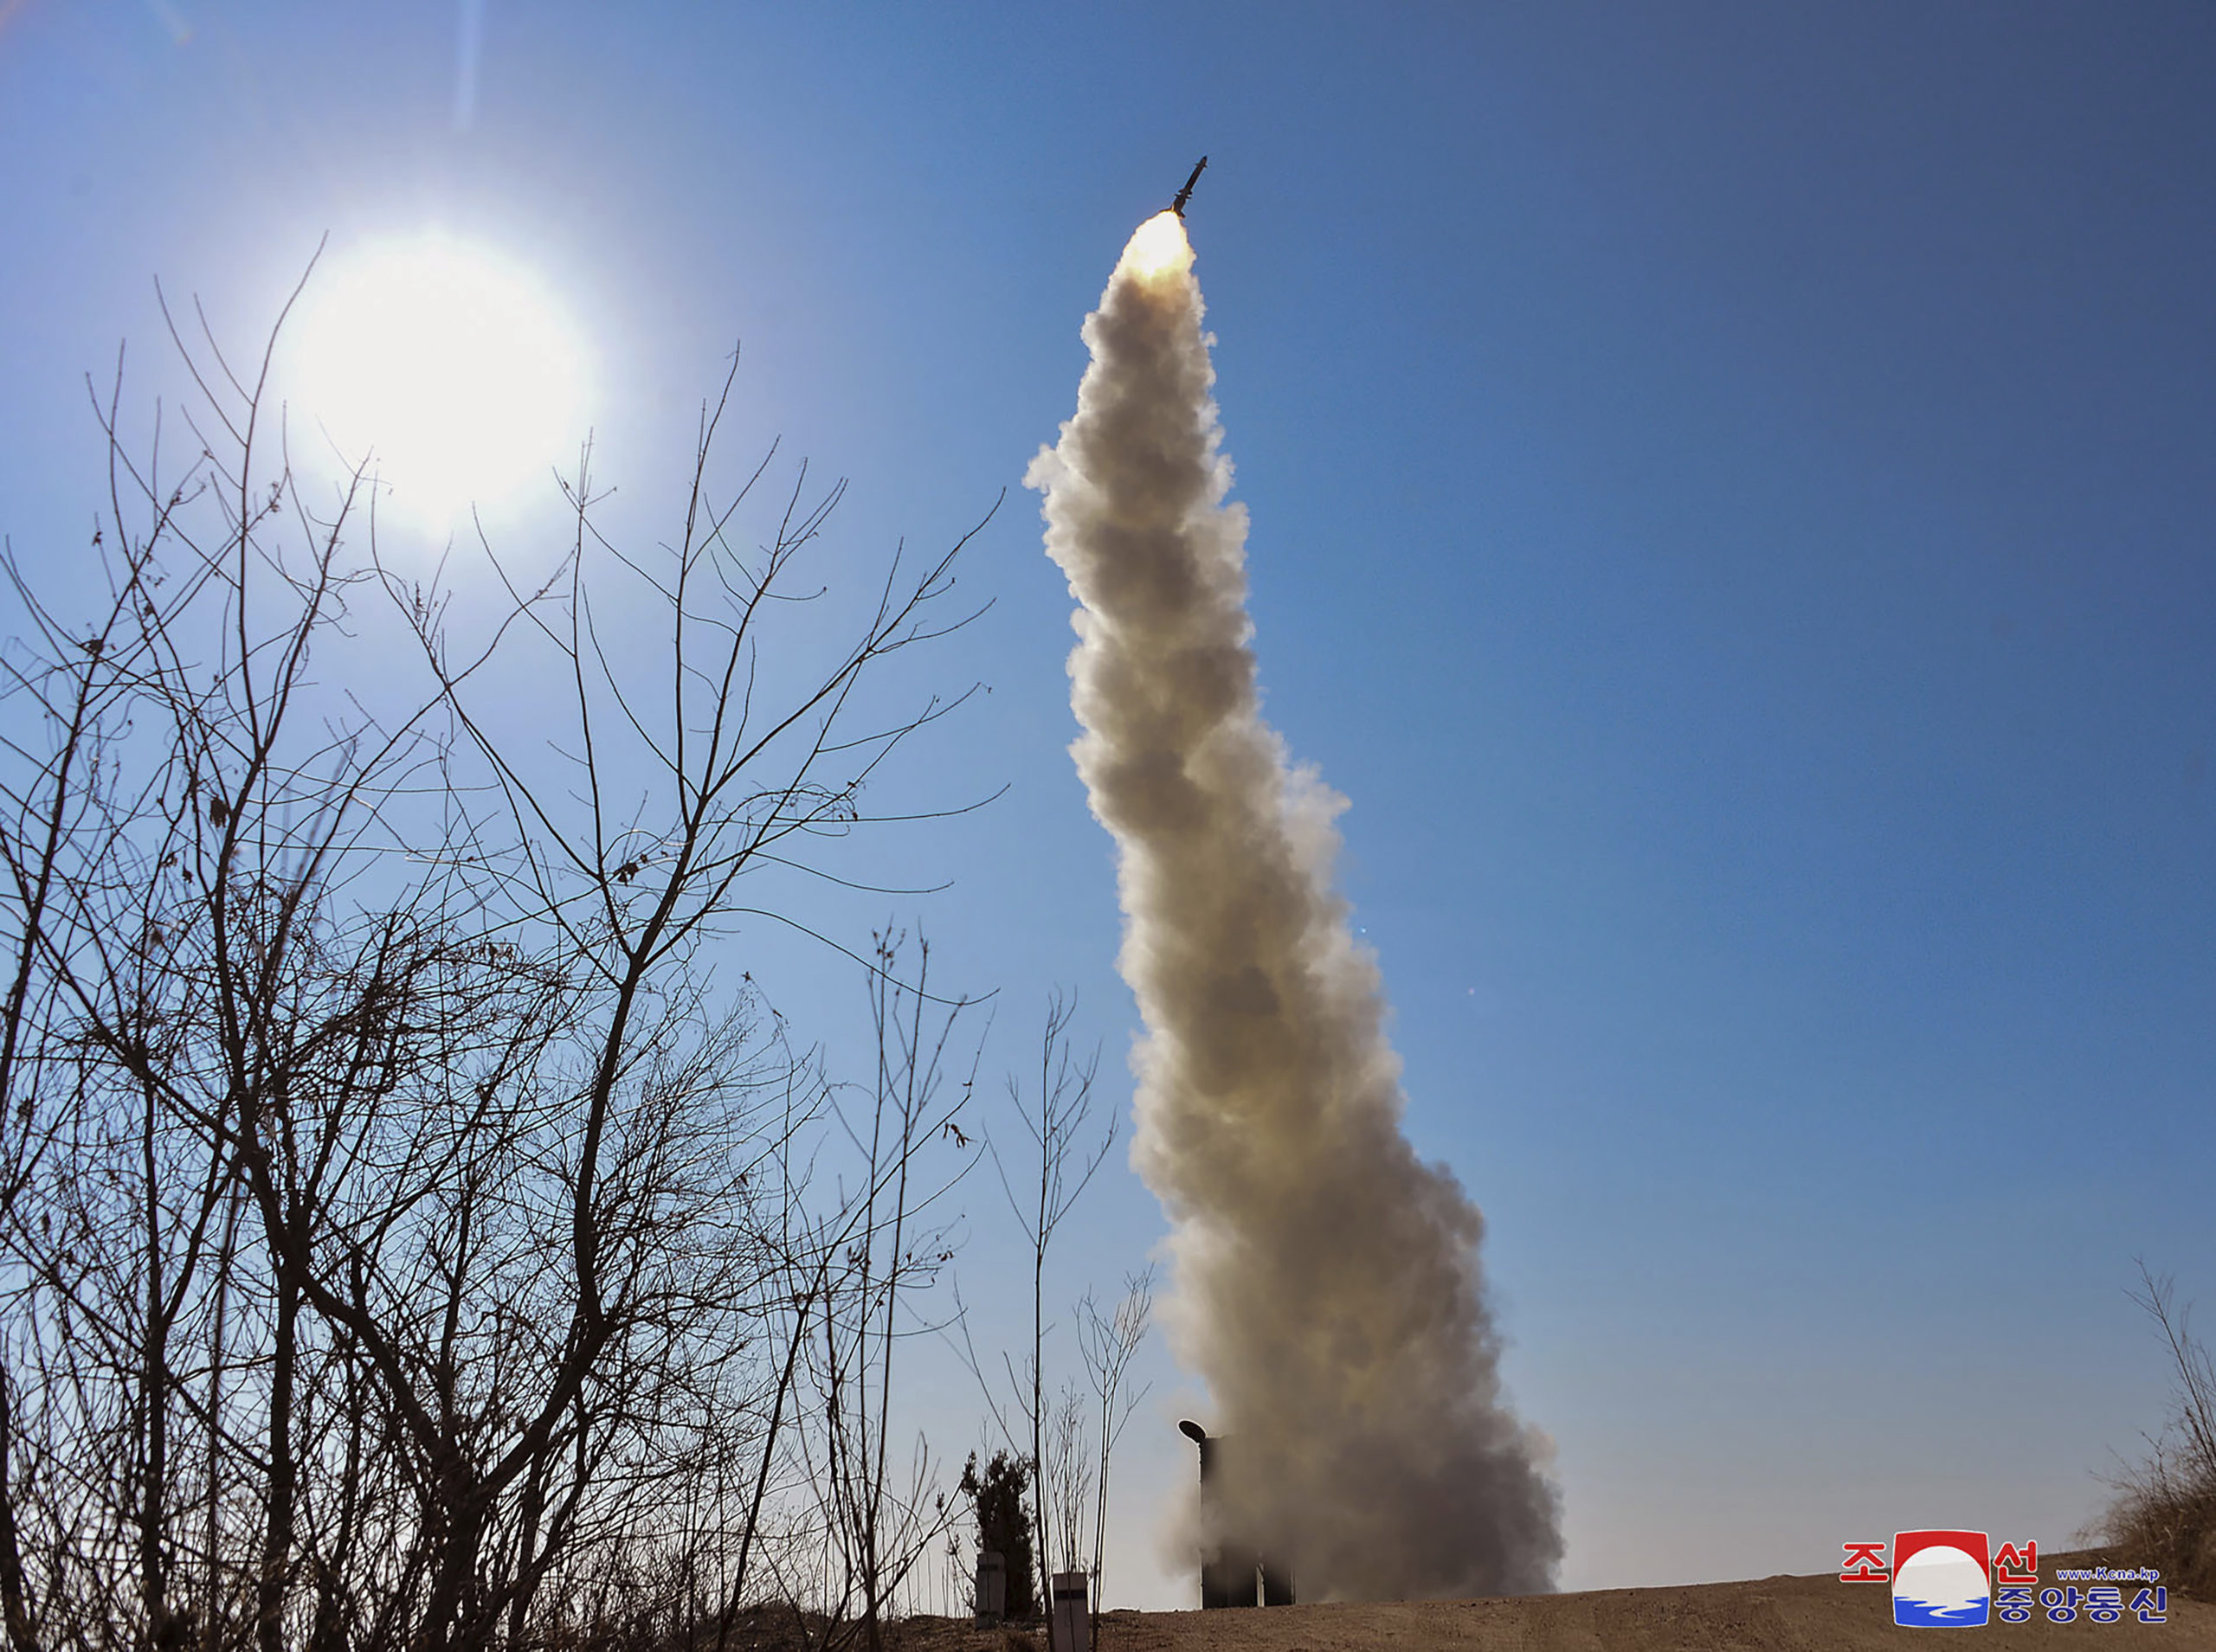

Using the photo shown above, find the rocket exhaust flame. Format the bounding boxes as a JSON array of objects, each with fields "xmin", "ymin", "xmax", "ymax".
[
  {"xmin": 1026, "ymin": 216, "xmax": 1562, "ymax": 1601},
  {"xmin": 1120, "ymin": 210, "xmax": 1194, "ymax": 284}
]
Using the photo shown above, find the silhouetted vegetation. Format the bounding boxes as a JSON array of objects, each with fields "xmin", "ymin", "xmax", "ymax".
[
  {"xmin": 0, "ymin": 270, "xmax": 989, "ymax": 1652},
  {"xmin": 955, "ymin": 1453, "xmax": 1034, "ymax": 1621},
  {"xmin": 2100, "ymin": 1264, "xmax": 2216, "ymax": 1598}
]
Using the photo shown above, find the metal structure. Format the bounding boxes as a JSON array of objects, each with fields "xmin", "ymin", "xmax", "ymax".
[{"xmin": 1178, "ymin": 1420, "xmax": 1294, "ymax": 1609}]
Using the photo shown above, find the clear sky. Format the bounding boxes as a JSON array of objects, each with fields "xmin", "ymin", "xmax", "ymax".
[{"xmin": 5, "ymin": 0, "xmax": 2213, "ymax": 1604}]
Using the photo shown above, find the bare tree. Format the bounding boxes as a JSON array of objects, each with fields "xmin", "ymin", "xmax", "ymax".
[
  {"xmin": 1075, "ymin": 1266, "xmax": 1153, "ymax": 1626},
  {"xmin": 0, "ymin": 265, "xmax": 989, "ymax": 1652},
  {"xmin": 1042, "ymin": 1381, "xmax": 1090, "ymax": 1593},
  {"xmin": 803, "ymin": 930, "xmax": 976, "ymax": 1652},
  {"xmin": 983, "ymin": 994, "xmax": 1114, "ymax": 1602}
]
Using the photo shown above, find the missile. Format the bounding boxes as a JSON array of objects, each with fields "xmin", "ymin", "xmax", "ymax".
[{"xmin": 1171, "ymin": 156, "xmax": 1208, "ymax": 217}]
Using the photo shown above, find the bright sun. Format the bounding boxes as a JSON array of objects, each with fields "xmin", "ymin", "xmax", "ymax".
[{"xmin": 288, "ymin": 235, "xmax": 589, "ymax": 529}]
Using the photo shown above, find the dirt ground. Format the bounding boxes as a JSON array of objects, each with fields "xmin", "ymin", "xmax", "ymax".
[{"xmin": 861, "ymin": 1552, "xmax": 2209, "ymax": 1652}]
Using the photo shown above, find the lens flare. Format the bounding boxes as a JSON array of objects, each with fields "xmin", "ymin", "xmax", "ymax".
[{"xmin": 1118, "ymin": 210, "xmax": 1195, "ymax": 284}]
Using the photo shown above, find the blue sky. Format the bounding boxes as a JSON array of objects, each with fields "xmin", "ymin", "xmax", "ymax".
[{"xmin": 4, "ymin": 0, "xmax": 2213, "ymax": 1603}]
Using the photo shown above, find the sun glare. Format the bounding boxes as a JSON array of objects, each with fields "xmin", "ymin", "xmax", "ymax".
[
  {"xmin": 1119, "ymin": 210, "xmax": 1194, "ymax": 285},
  {"xmin": 288, "ymin": 235, "xmax": 588, "ymax": 530}
]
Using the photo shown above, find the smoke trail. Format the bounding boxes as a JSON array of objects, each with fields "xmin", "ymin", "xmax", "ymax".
[{"xmin": 1026, "ymin": 213, "xmax": 1562, "ymax": 1602}]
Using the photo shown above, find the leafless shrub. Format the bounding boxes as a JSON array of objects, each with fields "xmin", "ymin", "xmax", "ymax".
[{"xmin": 2099, "ymin": 1263, "xmax": 2216, "ymax": 1597}]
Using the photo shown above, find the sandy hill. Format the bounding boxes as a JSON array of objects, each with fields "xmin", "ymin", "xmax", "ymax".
[{"xmin": 866, "ymin": 1552, "xmax": 2207, "ymax": 1652}]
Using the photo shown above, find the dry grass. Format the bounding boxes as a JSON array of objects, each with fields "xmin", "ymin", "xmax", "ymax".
[
  {"xmin": 2095, "ymin": 1265, "xmax": 2216, "ymax": 1598},
  {"xmin": 673, "ymin": 1609, "xmax": 1047, "ymax": 1652},
  {"xmin": 2101, "ymin": 1464, "xmax": 2216, "ymax": 1598}
]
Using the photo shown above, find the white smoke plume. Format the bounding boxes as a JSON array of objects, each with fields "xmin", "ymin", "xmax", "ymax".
[{"xmin": 1026, "ymin": 212, "xmax": 1562, "ymax": 1602}]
